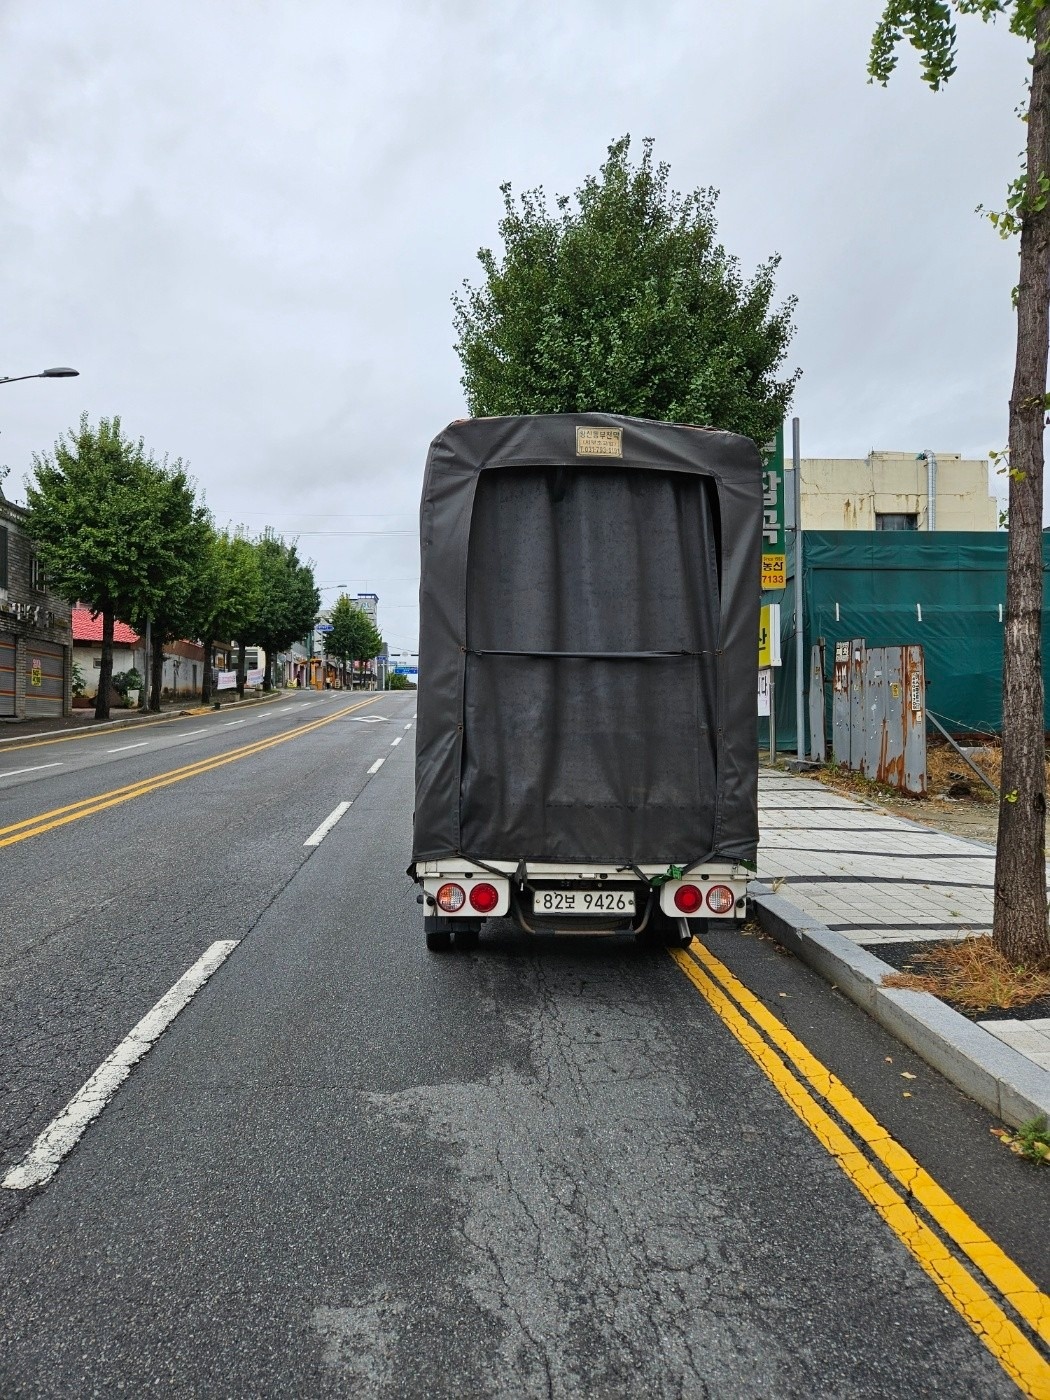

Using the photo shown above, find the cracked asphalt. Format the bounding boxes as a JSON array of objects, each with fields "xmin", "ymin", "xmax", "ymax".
[{"xmin": 0, "ymin": 690, "xmax": 1044, "ymax": 1396}]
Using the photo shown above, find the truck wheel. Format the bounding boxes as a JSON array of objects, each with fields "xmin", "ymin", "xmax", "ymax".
[{"xmin": 425, "ymin": 918, "xmax": 452, "ymax": 952}]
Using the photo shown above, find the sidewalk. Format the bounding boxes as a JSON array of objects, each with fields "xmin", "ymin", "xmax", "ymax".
[{"xmin": 750, "ymin": 767, "xmax": 1050, "ymax": 1129}]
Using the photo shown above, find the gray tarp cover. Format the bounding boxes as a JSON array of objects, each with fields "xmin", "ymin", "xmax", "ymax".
[{"xmin": 411, "ymin": 413, "xmax": 761, "ymax": 871}]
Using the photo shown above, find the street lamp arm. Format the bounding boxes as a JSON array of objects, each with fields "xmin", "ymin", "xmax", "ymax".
[{"xmin": 0, "ymin": 367, "xmax": 79, "ymax": 386}]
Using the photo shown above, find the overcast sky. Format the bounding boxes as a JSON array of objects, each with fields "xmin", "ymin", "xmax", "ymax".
[{"xmin": 0, "ymin": 1, "xmax": 1028, "ymax": 650}]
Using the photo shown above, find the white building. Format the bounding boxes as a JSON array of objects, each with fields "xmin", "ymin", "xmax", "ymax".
[{"xmin": 799, "ymin": 451, "xmax": 996, "ymax": 532}]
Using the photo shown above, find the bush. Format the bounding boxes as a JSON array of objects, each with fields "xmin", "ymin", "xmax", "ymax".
[{"xmin": 112, "ymin": 668, "xmax": 143, "ymax": 700}]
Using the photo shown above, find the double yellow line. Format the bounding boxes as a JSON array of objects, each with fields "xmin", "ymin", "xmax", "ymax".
[
  {"xmin": 0, "ymin": 696, "xmax": 381, "ymax": 850},
  {"xmin": 672, "ymin": 941, "xmax": 1050, "ymax": 1398}
]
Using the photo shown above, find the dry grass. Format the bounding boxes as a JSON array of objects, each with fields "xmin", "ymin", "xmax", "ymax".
[{"xmin": 883, "ymin": 936, "xmax": 1050, "ymax": 1012}]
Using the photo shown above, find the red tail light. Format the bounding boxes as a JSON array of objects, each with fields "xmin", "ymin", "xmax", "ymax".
[
  {"xmin": 673, "ymin": 884, "xmax": 704, "ymax": 914},
  {"xmin": 469, "ymin": 882, "xmax": 499, "ymax": 913}
]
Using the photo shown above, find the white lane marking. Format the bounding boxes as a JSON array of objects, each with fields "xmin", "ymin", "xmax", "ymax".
[
  {"xmin": 0, "ymin": 762, "xmax": 63, "ymax": 779},
  {"xmin": 179, "ymin": 729, "xmax": 208, "ymax": 737},
  {"xmin": 367, "ymin": 757, "xmax": 385, "ymax": 775},
  {"xmin": 390, "ymin": 737, "xmax": 401, "ymax": 747},
  {"xmin": 304, "ymin": 801, "xmax": 352, "ymax": 848},
  {"xmin": 223, "ymin": 720, "xmax": 246, "ymax": 727},
  {"xmin": 403, "ymin": 723, "xmax": 412, "ymax": 730},
  {"xmin": 2, "ymin": 940, "xmax": 239, "ymax": 1191},
  {"xmin": 107, "ymin": 742, "xmax": 148, "ymax": 753},
  {"xmin": 351, "ymin": 715, "xmax": 388, "ymax": 723}
]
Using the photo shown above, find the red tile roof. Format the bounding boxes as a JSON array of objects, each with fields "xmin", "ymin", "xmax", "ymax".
[{"xmin": 71, "ymin": 606, "xmax": 140, "ymax": 645}]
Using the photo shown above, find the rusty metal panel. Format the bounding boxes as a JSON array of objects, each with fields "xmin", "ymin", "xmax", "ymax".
[
  {"xmin": 832, "ymin": 640, "xmax": 850, "ymax": 764},
  {"xmin": 809, "ymin": 641, "xmax": 827, "ymax": 762},
  {"xmin": 863, "ymin": 647, "xmax": 889, "ymax": 781},
  {"xmin": 848, "ymin": 638, "xmax": 867, "ymax": 771},
  {"xmin": 903, "ymin": 644, "xmax": 927, "ymax": 795}
]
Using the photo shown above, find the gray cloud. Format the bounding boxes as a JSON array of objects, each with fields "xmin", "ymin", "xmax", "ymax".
[{"xmin": 1, "ymin": 0, "xmax": 1030, "ymax": 646}]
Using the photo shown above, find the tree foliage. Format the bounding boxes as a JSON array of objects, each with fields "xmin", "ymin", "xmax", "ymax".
[
  {"xmin": 24, "ymin": 414, "xmax": 204, "ymax": 720},
  {"xmin": 869, "ymin": 1, "xmax": 1050, "ymax": 968},
  {"xmin": 323, "ymin": 594, "xmax": 383, "ymax": 680},
  {"xmin": 245, "ymin": 532, "xmax": 320, "ymax": 689},
  {"xmin": 192, "ymin": 530, "xmax": 261, "ymax": 704},
  {"xmin": 452, "ymin": 135, "xmax": 800, "ymax": 445}
]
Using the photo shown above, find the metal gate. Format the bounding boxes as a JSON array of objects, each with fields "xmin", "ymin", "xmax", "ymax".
[
  {"xmin": 829, "ymin": 638, "xmax": 926, "ymax": 795},
  {"xmin": 23, "ymin": 639, "xmax": 65, "ymax": 720},
  {"xmin": 0, "ymin": 633, "xmax": 14, "ymax": 717}
]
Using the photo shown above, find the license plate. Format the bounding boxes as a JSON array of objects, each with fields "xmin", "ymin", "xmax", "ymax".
[{"xmin": 532, "ymin": 889, "xmax": 636, "ymax": 916}]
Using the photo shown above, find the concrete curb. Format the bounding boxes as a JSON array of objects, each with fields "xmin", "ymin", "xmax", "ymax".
[
  {"xmin": 0, "ymin": 691, "xmax": 286, "ymax": 746},
  {"xmin": 749, "ymin": 883, "xmax": 1050, "ymax": 1130}
]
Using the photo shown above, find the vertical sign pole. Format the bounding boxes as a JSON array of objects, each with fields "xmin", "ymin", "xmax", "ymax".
[
  {"xmin": 793, "ymin": 418, "xmax": 804, "ymax": 761},
  {"xmin": 760, "ymin": 426, "xmax": 786, "ymax": 759}
]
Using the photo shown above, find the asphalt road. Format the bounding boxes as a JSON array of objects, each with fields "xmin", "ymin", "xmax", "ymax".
[{"xmin": 0, "ymin": 691, "xmax": 1046, "ymax": 1397}]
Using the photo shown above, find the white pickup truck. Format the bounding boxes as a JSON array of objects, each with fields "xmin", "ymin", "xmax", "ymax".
[{"xmin": 409, "ymin": 412, "xmax": 761, "ymax": 951}]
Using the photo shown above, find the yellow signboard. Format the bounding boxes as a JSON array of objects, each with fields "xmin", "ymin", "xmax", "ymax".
[{"xmin": 761, "ymin": 554, "xmax": 786, "ymax": 590}]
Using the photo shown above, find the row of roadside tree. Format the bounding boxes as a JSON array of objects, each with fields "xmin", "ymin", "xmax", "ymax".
[{"xmin": 23, "ymin": 413, "xmax": 323, "ymax": 721}]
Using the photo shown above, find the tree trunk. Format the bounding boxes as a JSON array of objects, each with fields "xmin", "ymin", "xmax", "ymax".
[
  {"xmin": 95, "ymin": 608, "xmax": 114, "ymax": 721},
  {"xmin": 264, "ymin": 649, "xmax": 274, "ymax": 692},
  {"xmin": 149, "ymin": 639, "xmax": 164, "ymax": 713},
  {"xmin": 994, "ymin": 8, "xmax": 1050, "ymax": 968},
  {"xmin": 236, "ymin": 636, "xmax": 247, "ymax": 700},
  {"xmin": 201, "ymin": 637, "xmax": 214, "ymax": 705}
]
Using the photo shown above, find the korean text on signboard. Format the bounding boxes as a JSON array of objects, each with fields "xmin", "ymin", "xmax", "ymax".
[{"xmin": 761, "ymin": 425, "xmax": 785, "ymax": 591}]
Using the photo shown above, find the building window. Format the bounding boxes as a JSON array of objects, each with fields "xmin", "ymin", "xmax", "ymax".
[
  {"xmin": 875, "ymin": 513, "xmax": 918, "ymax": 532},
  {"xmin": 30, "ymin": 555, "xmax": 46, "ymax": 590}
]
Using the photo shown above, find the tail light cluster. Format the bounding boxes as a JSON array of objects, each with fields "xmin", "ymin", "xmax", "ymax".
[
  {"xmin": 435, "ymin": 881, "xmax": 500, "ymax": 915},
  {"xmin": 672, "ymin": 883, "xmax": 738, "ymax": 916}
]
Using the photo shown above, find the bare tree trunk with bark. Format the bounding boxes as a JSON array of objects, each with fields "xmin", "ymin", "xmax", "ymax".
[
  {"xmin": 95, "ymin": 608, "xmax": 114, "ymax": 721},
  {"xmin": 994, "ymin": 8, "xmax": 1050, "ymax": 967}
]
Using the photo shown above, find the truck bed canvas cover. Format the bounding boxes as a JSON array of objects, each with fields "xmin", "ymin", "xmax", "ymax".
[{"xmin": 411, "ymin": 413, "xmax": 761, "ymax": 870}]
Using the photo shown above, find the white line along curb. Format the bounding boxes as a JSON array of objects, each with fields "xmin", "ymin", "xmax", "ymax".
[
  {"xmin": 2, "ymin": 940, "xmax": 240, "ymax": 1191},
  {"xmin": 304, "ymin": 801, "xmax": 352, "ymax": 848}
]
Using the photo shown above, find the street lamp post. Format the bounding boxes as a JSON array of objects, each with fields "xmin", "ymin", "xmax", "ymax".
[{"xmin": 0, "ymin": 367, "xmax": 79, "ymax": 386}]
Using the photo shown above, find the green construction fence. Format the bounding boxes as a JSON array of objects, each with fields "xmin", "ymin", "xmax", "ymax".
[{"xmin": 760, "ymin": 530, "xmax": 1048, "ymax": 753}]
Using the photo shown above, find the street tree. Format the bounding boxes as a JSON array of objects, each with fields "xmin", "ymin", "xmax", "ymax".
[
  {"xmin": 24, "ymin": 414, "xmax": 199, "ymax": 721},
  {"xmin": 190, "ymin": 529, "xmax": 261, "ymax": 706},
  {"xmin": 324, "ymin": 594, "xmax": 384, "ymax": 687},
  {"xmin": 869, "ymin": 1, "xmax": 1050, "ymax": 968},
  {"xmin": 129, "ymin": 473, "xmax": 213, "ymax": 712},
  {"xmin": 240, "ymin": 532, "xmax": 320, "ymax": 694},
  {"xmin": 452, "ymin": 135, "xmax": 800, "ymax": 445}
]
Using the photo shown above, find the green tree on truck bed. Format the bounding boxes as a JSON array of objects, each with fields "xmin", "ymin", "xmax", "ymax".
[{"xmin": 452, "ymin": 135, "xmax": 800, "ymax": 446}]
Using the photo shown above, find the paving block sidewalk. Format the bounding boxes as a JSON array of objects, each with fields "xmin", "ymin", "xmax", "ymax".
[{"xmin": 754, "ymin": 767, "xmax": 1050, "ymax": 1086}]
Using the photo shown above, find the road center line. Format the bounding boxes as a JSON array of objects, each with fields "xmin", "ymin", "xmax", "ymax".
[
  {"xmin": 107, "ymin": 742, "xmax": 149, "ymax": 753},
  {"xmin": 0, "ymin": 696, "xmax": 382, "ymax": 849},
  {"xmin": 304, "ymin": 801, "xmax": 352, "ymax": 848},
  {"xmin": 670, "ymin": 946, "xmax": 1050, "ymax": 1394},
  {"xmin": 3, "ymin": 940, "xmax": 240, "ymax": 1192},
  {"xmin": 0, "ymin": 762, "xmax": 63, "ymax": 779},
  {"xmin": 390, "ymin": 737, "xmax": 401, "ymax": 747},
  {"xmin": 367, "ymin": 757, "xmax": 385, "ymax": 775}
]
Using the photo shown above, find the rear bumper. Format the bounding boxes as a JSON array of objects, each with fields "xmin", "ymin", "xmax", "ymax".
[{"xmin": 414, "ymin": 858, "xmax": 751, "ymax": 928}]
